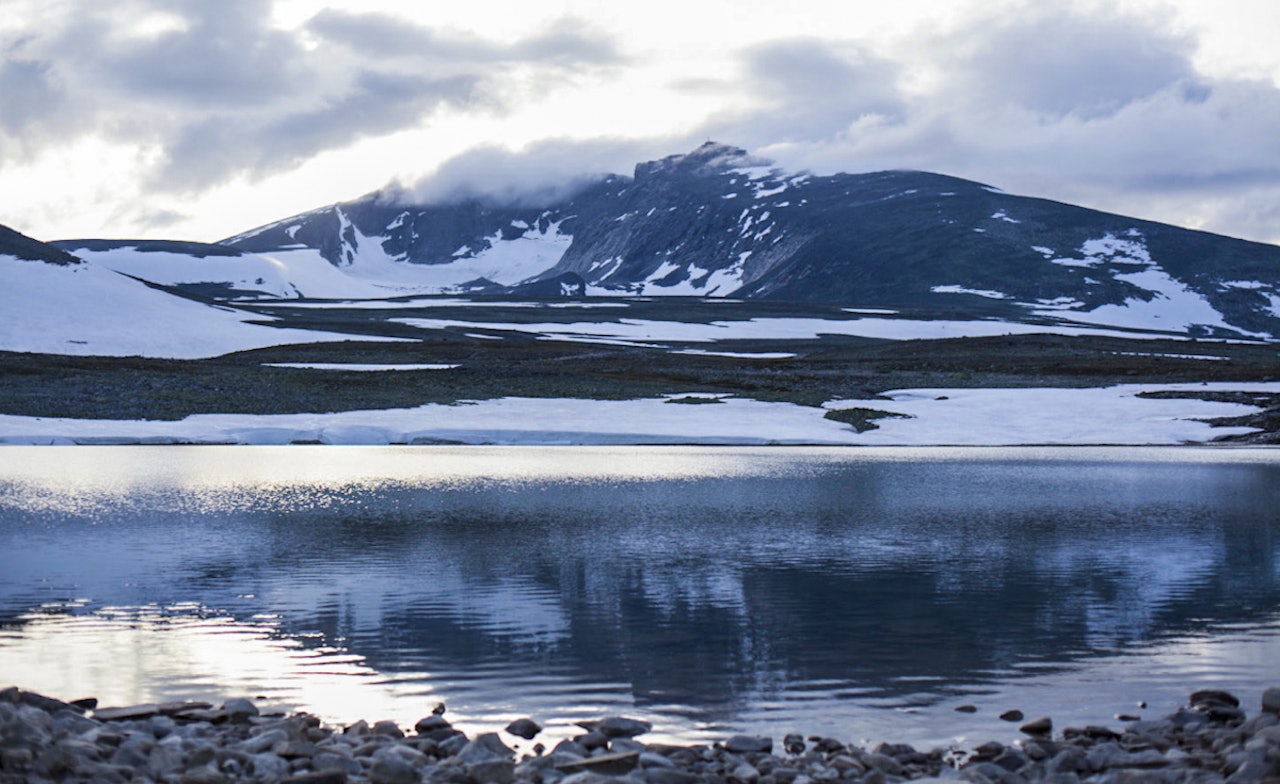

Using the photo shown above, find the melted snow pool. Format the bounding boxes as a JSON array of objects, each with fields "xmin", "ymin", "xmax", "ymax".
[{"xmin": 2, "ymin": 446, "xmax": 1278, "ymax": 748}]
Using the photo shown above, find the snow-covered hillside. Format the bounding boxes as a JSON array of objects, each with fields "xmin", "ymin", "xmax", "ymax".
[{"xmin": 0, "ymin": 253, "xmax": 394, "ymax": 358}]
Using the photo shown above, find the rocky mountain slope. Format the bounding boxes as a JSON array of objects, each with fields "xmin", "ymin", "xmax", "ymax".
[{"xmin": 216, "ymin": 142, "xmax": 1280, "ymax": 340}]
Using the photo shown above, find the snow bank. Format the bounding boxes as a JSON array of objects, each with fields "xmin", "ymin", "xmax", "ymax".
[
  {"xmin": 824, "ymin": 382, "xmax": 1279, "ymax": 446},
  {"xmin": 1, "ymin": 383, "xmax": 1273, "ymax": 446},
  {"xmin": 0, "ymin": 254, "xmax": 398, "ymax": 358},
  {"xmin": 70, "ymin": 246, "xmax": 301, "ymax": 299},
  {"xmin": 394, "ymin": 314, "xmax": 1197, "ymax": 344},
  {"xmin": 261, "ymin": 363, "xmax": 459, "ymax": 371}
]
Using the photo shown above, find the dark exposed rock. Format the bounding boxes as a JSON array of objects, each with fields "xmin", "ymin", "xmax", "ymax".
[
  {"xmin": 222, "ymin": 698, "xmax": 259, "ymax": 721},
  {"xmin": 1021, "ymin": 717, "xmax": 1054, "ymax": 737},
  {"xmin": 1262, "ymin": 688, "xmax": 1280, "ymax": 715},
  {"xmin": 504, "ymin": 718, "xmax": 542, "ymax": 740},
  {"xmin": 577, "ymin": 716, "xmax": 653, "ymax": 738},
  {"xmin": 1190, "ymin": 691, "xmax": 1241, "ymax": 709},
  {"xmin": 1000, "ymin": 710, "xmax": 1025, "ymax": 722},
  {"xmin": 555, "ymin": 750, "xmax": 640, "ymax": 775},
  {"xmin": 94, "ymin": 704, "xmax": 163, "ymax": 722},
  {"xmin": 782, "ymin": 734, "xmax": 805, "ymax": 755},
  {"xmin": 724, "ymin": 735, "xmax": 773, "ymax": 754}
]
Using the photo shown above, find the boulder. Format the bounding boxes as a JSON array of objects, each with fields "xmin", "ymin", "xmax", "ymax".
[
  {"xmin": 724, "ymin": 735, "xmax": 773, "ymax": 754},
  {"xmin": 505, "ymin": 718, "xmax": 542, "ymax": 740},
  {"xmin": 1261, "ymin": 688, "xmax": 1280, "ymax": 716},
  {"xmin": 577, "ymin": 717, "xmax": 652, "ymax": 739}
]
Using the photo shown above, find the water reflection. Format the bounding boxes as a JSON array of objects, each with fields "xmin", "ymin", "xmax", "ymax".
[{"xmin": 1, "ymin": 447, "xmax": 1278, "ymax": 746}]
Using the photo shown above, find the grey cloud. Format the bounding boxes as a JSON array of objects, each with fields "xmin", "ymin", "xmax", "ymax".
[
  {"xmin": 391, "ymin": 136, "xmax": 682, "ymax": 207},
  {"xmin": 306, "ymin": 9, "xmax": 504, "ymax": 62},
  {"xmin": 0, "ymin": 36, "xmax": 84, "ymax": 153},
  {"xmin": 155, "ymin": 71, "xmax": 479, "ymax": 191},
  {"xmin": 51, "ymin": 0, "xmax": 307, "ymax": 108},
  {"xmin": 0, "ymin": 47, "xmax": 60, "ymax": 135},
  {"xmin": 938, "ymin": 5, "xmax": 1198, "ymax": 119},
  {"xmin": 0, "ymin": 0, "xmax": 622, "ymax": 195},
  {"xmin": 698, "ymin": 39, "xmax": 905, "ymax": 147},
  {"xmin": 702, "ymin": 5, "xmax": 1280, "ymax": 243},
  {"xmin": 508, "ymin": 17, "xmax": 621, "ymax": 67},
  {"xmin": 307, "ymin": 10, "xmax": 619, "ymax": 68}
]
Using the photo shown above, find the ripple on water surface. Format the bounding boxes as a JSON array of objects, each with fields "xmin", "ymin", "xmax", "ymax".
[{"xmin": 1, "ymin": 446, "xmax": 1279, "ymax": 747}]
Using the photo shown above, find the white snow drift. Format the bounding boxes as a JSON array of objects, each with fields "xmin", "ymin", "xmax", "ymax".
[
  {"xmin": 0, "ymin": 254, "xmax": 395, "ymax": 358},
  {"xmin": 1, "ymin": 383, "xmax": 1273, "ymax": 446}
]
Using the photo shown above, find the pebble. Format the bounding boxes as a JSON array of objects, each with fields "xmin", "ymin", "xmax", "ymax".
[{"xmin": 2, "ymin": 688, "xmax": 1279, "ymax": 784}]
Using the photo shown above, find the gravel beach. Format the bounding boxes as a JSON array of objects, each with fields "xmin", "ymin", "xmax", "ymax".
[{"xmin": 2, "ymin": 685, "xmax": 1278, "ymax": 784}]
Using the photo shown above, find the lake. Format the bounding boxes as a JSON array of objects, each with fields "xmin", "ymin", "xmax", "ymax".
[{"xmin": 1, "ymin": 446, "xmax": 1278, "ymax": 750}]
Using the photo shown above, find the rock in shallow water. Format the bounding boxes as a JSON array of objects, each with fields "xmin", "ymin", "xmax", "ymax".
[
  {"xmin": 505, "ymin": 717, "xmax": 542, "ymax": 740},
  {"xmin": 577, "ymin": 716, "xmax": 652, "ymax": 738},
  {"xmin": 1262, "ymin": 688, "xmax": 1280, "ymax": 715},
  {"xmin": 724, "ymin": 735, "xmax": 773, "ymax": 754}
]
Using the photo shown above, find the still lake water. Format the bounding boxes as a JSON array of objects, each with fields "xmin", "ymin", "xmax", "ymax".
[{"xmin": 1, "ymin": 446, "xmax": 1278, "ymax": 749}]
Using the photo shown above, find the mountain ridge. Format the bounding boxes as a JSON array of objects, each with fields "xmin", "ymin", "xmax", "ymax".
[{"xmin": 210, "ymin": 142, "xmax": 1280, "ymax": 340}]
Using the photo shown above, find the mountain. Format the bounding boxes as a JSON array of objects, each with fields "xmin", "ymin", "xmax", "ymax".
[{"xmin": 219, "ymin": 142, "xmax": 1280, "ymax": 340}]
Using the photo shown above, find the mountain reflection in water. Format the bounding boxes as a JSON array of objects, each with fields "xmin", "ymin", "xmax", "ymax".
[{"xmin": 1, "ymin": 446, "xmax": 1278, "ymax": 746}]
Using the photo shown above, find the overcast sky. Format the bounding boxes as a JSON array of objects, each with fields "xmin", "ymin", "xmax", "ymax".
[{"xmin": 2, "ymin": 0, "xmax": 1279, "ymax": 245}]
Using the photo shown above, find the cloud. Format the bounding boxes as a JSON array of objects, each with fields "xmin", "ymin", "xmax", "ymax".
[
  {"xmin": 695, "ymin": 39, "xmax": 905, "ymax": 147},
  {"xmin": 0, "ymin": 0, "xmax": 623, "ymax": 194},
  {"xmin": 388, "ymin": 136, "xmax": 680, "ymax": 206},
  {"xmin": 937, "ymin": 4, "xmax": 1198, "ymax": 119},
  {"xmin": 696, "ymin": 2, "xmax": 1280, "ymax": 243},
  {"xmin": 306, "ymin": 10, "xmax": 618, "ymax": 69}
]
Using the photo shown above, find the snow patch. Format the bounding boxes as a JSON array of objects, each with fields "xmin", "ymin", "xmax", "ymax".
[
  {"xmin": 932, "ymin": 285, "xmax": 1009, "ymax": 300},
  {"xmin": 1113, "ymin": 352, "xmax": 1228, "ymax": 361},
  {"xmin": 671, "ymin": 349, "xmax": 796, "ymax": 359},
  {"xmin": 69, "ymin": 245, "xmax": 299, "ymax": 300},
  {"xmin": 262, "ymin": 363, "xmax": 459, "ymax": 371},
  {"xmin": 394, "ymin": 314, "xmax": 1204, "ymax": 346},
  {"xmin": 1047, "ymin": 232, "xmax": 1152, "ymax": 269},
  {"xmin": 3, "ymin": 382, "xmax": 1276, "ymax": 446},
  {"xmin": 0, "ymin": 254, "xmax": 399, "ymax": 359}
]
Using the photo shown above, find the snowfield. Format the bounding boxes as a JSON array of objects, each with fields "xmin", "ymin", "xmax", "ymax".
[
  {"xmin": 394, "ymin": 314, "xmax": 1223, "ymax": 344},
  {"xmin": 67, "ymin": 245, "xmax": 302, "ymax": 299},
  {"xmin": 1028, "ymin": 231, "xmax": 1265, "ymax": 339},
  {"xmin": 0, "ymin": 254, "xmax": 400, "ymax": 358},
  {"xmin": 1, "ymin": 383, "xmax": 1274, "ymax": 446}
]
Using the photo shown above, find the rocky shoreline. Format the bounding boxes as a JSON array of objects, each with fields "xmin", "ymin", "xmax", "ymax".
[{"xmin": 3, "ymin": 686, "xmax": 1278, "ymax": 784}]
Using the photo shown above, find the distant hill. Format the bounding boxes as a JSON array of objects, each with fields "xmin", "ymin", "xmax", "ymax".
[{"xmin": 1, "ymin": 223, "xmax": 82, "ymax": 266}]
